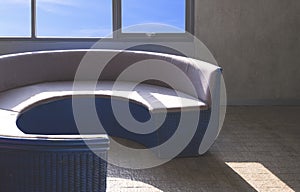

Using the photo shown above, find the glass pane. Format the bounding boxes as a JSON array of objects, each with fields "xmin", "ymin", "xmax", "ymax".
[
  {"xmin": 36, "ymin": 0, "xmax": 112, "ymax": 38},
  {"xmin": 122, "ymin": 0, "xmax": 185, "ymax": 33},
  {"xmin": 0, "ymin": 0, "xmax": 31, "ymax": 37}
]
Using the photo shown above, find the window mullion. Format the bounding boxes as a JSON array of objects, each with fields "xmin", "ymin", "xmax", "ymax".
[
  {"xmin": 113, "ymin": 0, "xmax": 122, "ymax": 38},
  {"xmin": 186, "ymin": 0, "xmax": 195, "ymax": 35},
  {"xmin": 31, "ymin": 0, "xmax": 36, "ymax": 39}
]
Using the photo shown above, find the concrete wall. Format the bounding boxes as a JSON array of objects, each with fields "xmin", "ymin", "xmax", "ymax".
[{"xmin": 195, "ymin": 0, "xmax": 300, "ymax": 105}]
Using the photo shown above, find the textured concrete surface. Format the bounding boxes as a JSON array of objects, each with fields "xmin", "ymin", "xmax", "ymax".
[
  {"xmin": 106, "ymin": 106, "xmax": 300, "ymax": 192},
  {"xmin": 195, "ymin": 0, "xmax": 300, "ymax": 105}
]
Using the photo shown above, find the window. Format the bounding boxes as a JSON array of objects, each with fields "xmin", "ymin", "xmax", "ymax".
[
  {"xmin": 122, "ymin": 0, "xmax": 185, "ymax": 33},
  {"xmin": 36, "ymin": 0, "xmax": 112, "ymax": 38},
  {"xmin": 0, "ymin": 0, "xmax": 194, "ymax": 39},
  {"xmin": 0, "ymin": 0, "xmax": 31, "ymax": 37}
]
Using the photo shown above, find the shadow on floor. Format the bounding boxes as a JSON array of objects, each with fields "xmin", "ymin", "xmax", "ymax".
[
  {"xmin": 108, "ymin": 151, "xmax": 257, "ymax": 192},
  {"xmin": 107, "ymin": 107, "xmax": 300, "ymax": 192},
  {"xmin": 214, "ymin": 106, "xmax": 300, "ymax": 191}
]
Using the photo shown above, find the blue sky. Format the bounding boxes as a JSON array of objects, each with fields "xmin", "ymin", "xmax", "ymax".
[{"xmin": 0, "ymin": 0, "xmax": 185, "ymax": 37}]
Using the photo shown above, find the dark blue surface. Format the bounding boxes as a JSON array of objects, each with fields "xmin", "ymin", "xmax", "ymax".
[{"xmin": 17, "ymin": 97, "xmax": 211, "ymax": 157}]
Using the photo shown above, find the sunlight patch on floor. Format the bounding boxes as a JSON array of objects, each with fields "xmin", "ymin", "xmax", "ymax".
[
  {"xmin": 226, "ymin": 162, "xmax": 294, "ymax": 192},
  {"xmin": 107, "ymin": 177, "xmax": 163, "ymax": 192}
]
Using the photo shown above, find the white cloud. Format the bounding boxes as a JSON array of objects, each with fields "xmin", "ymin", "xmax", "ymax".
[
  {"xmin": 76, "ymin": 28, "xmax": 113, "ymax": 37},
  {"xmin": 38, "ymin": 0, "xmax": 78, "ymax": 7},
  {"xmin": 0, "ymin": 0, "xmax": 29, "ymax": 6},
  {"xmin": 37, "ymin": 0, "xmax": 79, "ymax": 15},
  {"xmin": 0, "ymin": 0, "xmax": 77, "ymax": 6}
]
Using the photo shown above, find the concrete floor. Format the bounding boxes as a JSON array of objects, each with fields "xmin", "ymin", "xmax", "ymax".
[{"xmin": 106, "ymin": 107, "xmax": 300, "ymax": 192}]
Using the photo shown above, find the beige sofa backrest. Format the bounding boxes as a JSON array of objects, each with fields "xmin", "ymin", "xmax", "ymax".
[{"xmin": 0, "ymin": 49, "xmax": 221, "ymax": 106}]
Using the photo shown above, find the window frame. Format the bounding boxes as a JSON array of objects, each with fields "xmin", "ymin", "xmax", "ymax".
[{"xmin": 0, "ymin": 0, "xmax": 194, "ymax": 41}]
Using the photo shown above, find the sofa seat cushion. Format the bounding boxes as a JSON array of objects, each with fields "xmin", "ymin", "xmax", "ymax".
[{"xmin": 0, "ymin": 81, "xmax": 208, "ymax": 114}]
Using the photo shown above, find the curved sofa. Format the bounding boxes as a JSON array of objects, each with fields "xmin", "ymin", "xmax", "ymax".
[{"xmin": 0, "ymin": 49, "xmax": 222, "ymax": 190}]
